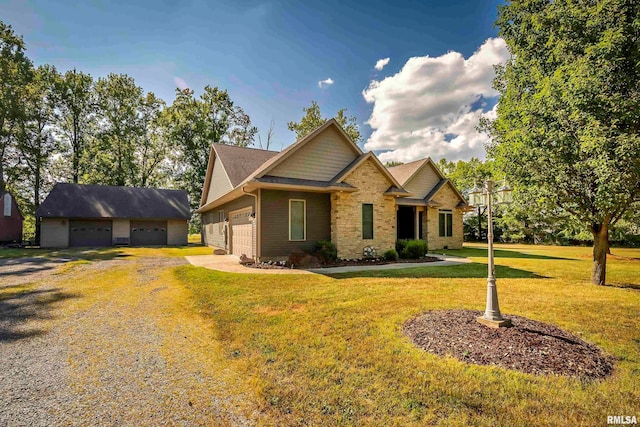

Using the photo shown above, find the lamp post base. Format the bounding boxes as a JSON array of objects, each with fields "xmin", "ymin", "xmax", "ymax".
[{"xmin": 477, "ymin": 316, "xmax": 512, "ymax": 329}]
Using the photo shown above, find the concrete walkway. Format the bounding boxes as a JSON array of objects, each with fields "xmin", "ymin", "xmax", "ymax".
[
  {"xmin": 185, "ymin": 253, "xmax": 471, "ymax": 275},
  {"xmin": 185, "ymin": 254, "xmax": 313, "ymax": 274}
]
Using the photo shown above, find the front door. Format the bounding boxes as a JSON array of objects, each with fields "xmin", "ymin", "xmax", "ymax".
[{"xmin": 397, "ymin": 206, "xmax": 415, "ymax": 240}]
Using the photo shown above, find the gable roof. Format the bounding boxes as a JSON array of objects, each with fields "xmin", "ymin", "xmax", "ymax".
[
  {"xmin": 242, "ymin": 118, "xmax": 363, "ymax": 185},
  {"xmin": 387, "ymin": 157, "xmax": 444, "ymax": 186},
  {"xmin": 213, "ymin": 143, "xmax": 279, "ymax": 187},
  {"xmin": 424, "ymin": 179, "xmax": 468, "ymax": 206},
  {"xmin": 36, "ymin": 183, "xmax": 191, "ymax": 219},
  {"xmin": 200, "ymin": 144, "xmax": 278, "ymax": 206},
  {"xmin": 331, "ymin": 152, "xmax": 409, "ymax": 196}
]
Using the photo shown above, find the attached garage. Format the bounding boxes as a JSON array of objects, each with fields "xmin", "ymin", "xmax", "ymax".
[
  {"xmin": 130, "ymin": 220, "xmax": 167, "ymax": 246},
  {"xmin": 230, "ymin": 207, "xmax": 253, "ymax": 257},
  {"xmin": 69, "ymin": 220, "xmax": 113, "ymax": 247},
  {"xmin": 37, "ymin": 183, "xmax": 190, "ymax": 248}
]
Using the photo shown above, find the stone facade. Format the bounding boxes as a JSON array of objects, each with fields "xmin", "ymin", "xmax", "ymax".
[
  {"xmin": 331, "ymin": 159, "xmax": 396, "ymax": 259},
  {"xmin": 425, "ymin": 183, "xmax": 464, "ymax": 249}
]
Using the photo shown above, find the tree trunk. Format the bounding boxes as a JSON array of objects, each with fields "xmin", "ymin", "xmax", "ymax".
[
  {"xmin": 34, "ymin": 167, "xmax": 41, "ymax": 245},
  {"xmin": 591, "ymin": 223, "xmax": 609, "ymax": 285}
]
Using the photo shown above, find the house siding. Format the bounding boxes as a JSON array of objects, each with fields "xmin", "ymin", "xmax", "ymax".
[
  {"xmin": 425, "ymin": 182, "xmax": 464, "ymax": 249},
  {"xmin": 260, "ymin": 190, "xmax": 331, "ymax": 259},
  {"xmin": 268, "ymin": 126, "xmax": 359, "ymax": 181},
  {"xmin": 331, "ymin": 158, "xmax": 396, "ymax": 259},
  {"xmin": 0, "ymin": 193, "xmax": 22, "ymax": 242},
  {"xmin": 205, "ymin": 156, "xmax": 233, "ymax": 205},
  {"xmin": 403, "ymin": 163, "xmax": 441, "ymax": 199},
  {"xmin": 167, "ymin": 219, "xmax": 188, "ymax": 245},
  {"xmin": 40, "ymin": 218, "xmax": 69, "ymax": 248},
  {"xmin": 201, "ymin": 195, "xmax": 255, "ymax": 250}
]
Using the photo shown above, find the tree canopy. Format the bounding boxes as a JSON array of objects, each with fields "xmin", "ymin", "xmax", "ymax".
[
  {"xmin": 287, "ymin": 100, "xmax": 362, "ymax": 145},
  {"xmin": 485, "ymin": 0, "xmax": 640, "ymax": 285}
]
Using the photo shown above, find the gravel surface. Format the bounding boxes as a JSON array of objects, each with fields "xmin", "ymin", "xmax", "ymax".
[
  {"xmin": 0, "ymin": 257, "xmax": 74, "ymax": 287},
  {"xmin": 0, "ymin": 256, "xmax": 255, "ymax": 426},
  {"xmin": 404, "ymin": 309, "xmax": 614, "ymax": 380}
]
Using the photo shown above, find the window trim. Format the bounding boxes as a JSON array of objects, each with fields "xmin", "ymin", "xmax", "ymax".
[
  {"xmin": 288, "ymin": 199, "xmax": 306, "ymax": 241},
  {"xmin": 362, "ymin": 203, "xmax": 374, "ymax": 240}
]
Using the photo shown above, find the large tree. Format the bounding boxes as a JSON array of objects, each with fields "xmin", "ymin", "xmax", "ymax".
[
  {"xmin": 485, "ymin": 0, "xmax": 640, "ymax": 285},
  {"xmin": 163, "ymin": 86, "xmax": 257, "ymax": 216},
  {"xmin": 16, "ymin": 65, "xmax": 59, "ymax": 242},
  {"xmin": 0, "ymin": 21, "xmax": 33, "ymax": 193},
  {"xmin": 287, "ymin": 100, "xmax": 362, "ymax": 144},
  {"xmin": 53, "ymin": 69, "xmax": 95, "ymax": 183},
  {"xmin": 92, "ymin": 73, "xmax": 146, "ymax": 186}
]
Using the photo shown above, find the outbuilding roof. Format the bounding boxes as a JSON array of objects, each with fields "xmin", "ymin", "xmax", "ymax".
[{"xmin": 36, "ymin": 183, "xmax": 191, "ymax": 219}]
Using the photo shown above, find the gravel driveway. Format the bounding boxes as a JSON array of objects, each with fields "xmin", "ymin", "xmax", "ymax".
[{"xmin": 0, "ymin": 256, "xmax": 256, "ymax": 426}]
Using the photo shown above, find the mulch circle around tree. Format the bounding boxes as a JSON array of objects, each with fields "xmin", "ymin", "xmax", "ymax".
[{"xmin": 403, "ymin": 309, "xmax": 614, "ymax": 380}]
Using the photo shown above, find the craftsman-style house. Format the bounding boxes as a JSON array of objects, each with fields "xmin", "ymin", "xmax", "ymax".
[{"xmin": 198, "ymin": 119, "xmax": 468, "ymax": 261}]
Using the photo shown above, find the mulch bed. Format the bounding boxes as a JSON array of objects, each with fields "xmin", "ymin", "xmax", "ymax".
[
  {"xmin": 403, "ymin": 309, "xmax": 614, "ymax": 380},
  {"xmin": 244, "ymin": 256, "xmax": 440, "ymax": 270}
]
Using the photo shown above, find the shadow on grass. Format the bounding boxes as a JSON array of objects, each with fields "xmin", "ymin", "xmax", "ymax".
[
  {"xmin": 0, "ymin": 247, "xmax": 130, "ymax": 262},
  {"xmin": 440, "ymin": 247, "xmax": 570, "ymax": 261},
  {"xmin": 0, "ymin": 286, "xmax": 80, "ymax": 342},
  {"xmin": 603, "ymin": 283, "xmax": 640, "ymax": 291},
  {"xmin": 326, "ymin": 263, "xmax": 545, "ymax": 279}
]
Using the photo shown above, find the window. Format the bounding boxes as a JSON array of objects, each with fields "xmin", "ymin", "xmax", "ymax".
[
  {"xmin": 289, "ymin": 199, "xmax": 306, "ymax": 241},
  {"xmin": 3, "ymin": 193, "xmax": 11, "ymax": 217},
  {"xmin": 439, "ymin": 210, "xmax": 453, "ymax": 237},
  {"xmin": 362, "ymin": 204, "xmax": 374, "ymax": 239}
]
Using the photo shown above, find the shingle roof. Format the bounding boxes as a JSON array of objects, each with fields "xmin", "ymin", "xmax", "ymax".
[
  {"xmin": 255, "ymin": 175, "xmax": 355, "ymax": 189},
  {"xmin": 424, "ymin": 179, "xmax": 449, "ymax": 202},
  {"xmin": 387, "ymin": 159, "xmax": 428, "ymax": 185},
  {"xmin": 212, "ymin": 143, "xmax": 279, "ymax": 187},
  {"xmin": 36, "ymin": 183, "xmax": 191, "ymax": 219}
]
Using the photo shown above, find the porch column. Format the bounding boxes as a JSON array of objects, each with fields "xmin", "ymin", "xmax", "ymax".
[{"xmin": 415, "ymin": 207, "xmax": 419, "ymax": 240}]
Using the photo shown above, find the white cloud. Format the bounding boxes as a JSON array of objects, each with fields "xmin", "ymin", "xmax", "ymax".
[
  {"xmin": 374, "ymin": 57, "xmax": 390, "ymax": 71},
  {"xmin": 318, "ymin": 78, "xmax": 334, "ymax": 88},
  {"xmin": 362, "ymin": 38, "xmax": 509, "ymax": 163},
  {"xmin": 173, "ymin": 76, "xmax": 189, "ymax": 90}
]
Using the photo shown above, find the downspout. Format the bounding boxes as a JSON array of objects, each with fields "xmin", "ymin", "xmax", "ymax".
[{"xmin": 242, "ymin": 186, "xmax": 259, "ymax": 261}]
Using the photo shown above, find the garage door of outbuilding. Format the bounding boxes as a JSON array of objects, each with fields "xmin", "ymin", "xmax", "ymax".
[
  {"xmin": 69, "ymin": 220, "xmax": 113, "ymax": 247},
  {"xmin": 230, "ymin": 208, "xmax": 253, "ymax": 258},
  {"xmin": 130, "ymin": 220, "xmax": 167, "ymax": 246}
]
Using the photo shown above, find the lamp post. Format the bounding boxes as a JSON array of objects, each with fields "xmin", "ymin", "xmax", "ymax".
[{"xmin": 469, "ymin": 179, "xmax": 513, "ymax": 328}]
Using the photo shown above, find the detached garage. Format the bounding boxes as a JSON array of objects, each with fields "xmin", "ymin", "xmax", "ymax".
[{"xmin": 36, "ymin": 183, "xmax": 190, "ymax": 248}]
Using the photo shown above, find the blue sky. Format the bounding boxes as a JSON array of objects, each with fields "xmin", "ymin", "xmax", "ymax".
[{"xmin": 2, "ymin": 0, "xmax": 507, "ymax": 161}]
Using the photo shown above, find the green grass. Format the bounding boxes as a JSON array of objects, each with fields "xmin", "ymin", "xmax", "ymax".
[
  {"xmin": 7, "ymin": 242, "xmax": 638, "ymax": 425},
  {"xmin": 173, "ymin": 243, "xmax": 640, "ymax": 426}
]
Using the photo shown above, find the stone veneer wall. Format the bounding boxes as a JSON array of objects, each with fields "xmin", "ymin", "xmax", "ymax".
[
  {"xmin": 425, "ymin": 183, "xmax": 464, "ymax": 249},
  {"xmin": 331, "ymin": 159, "xmax": 396, "ymax": 259}
]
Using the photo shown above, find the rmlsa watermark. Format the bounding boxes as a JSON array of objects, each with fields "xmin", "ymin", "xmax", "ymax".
[{"xmin": 607, "ymin": 415, "xmax": 637, "ymax": 425}]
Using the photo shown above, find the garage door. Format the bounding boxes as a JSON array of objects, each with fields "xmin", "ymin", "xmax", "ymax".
[
  {"xmin": 130, "ymin": 220, "xmax": 167, "ymax": 246},
  {"xmin": 69, "ymin": 220, "xmax": 113, "ymax": 247},
  {"xmin": 230, "ymin": 208, "xmax": 253, "ymax": 258}
]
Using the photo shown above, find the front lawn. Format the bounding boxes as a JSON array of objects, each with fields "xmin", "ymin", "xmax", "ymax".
[{"xmin": 175, "ymin": 243, "xmax": 640, "ymax": 426}]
